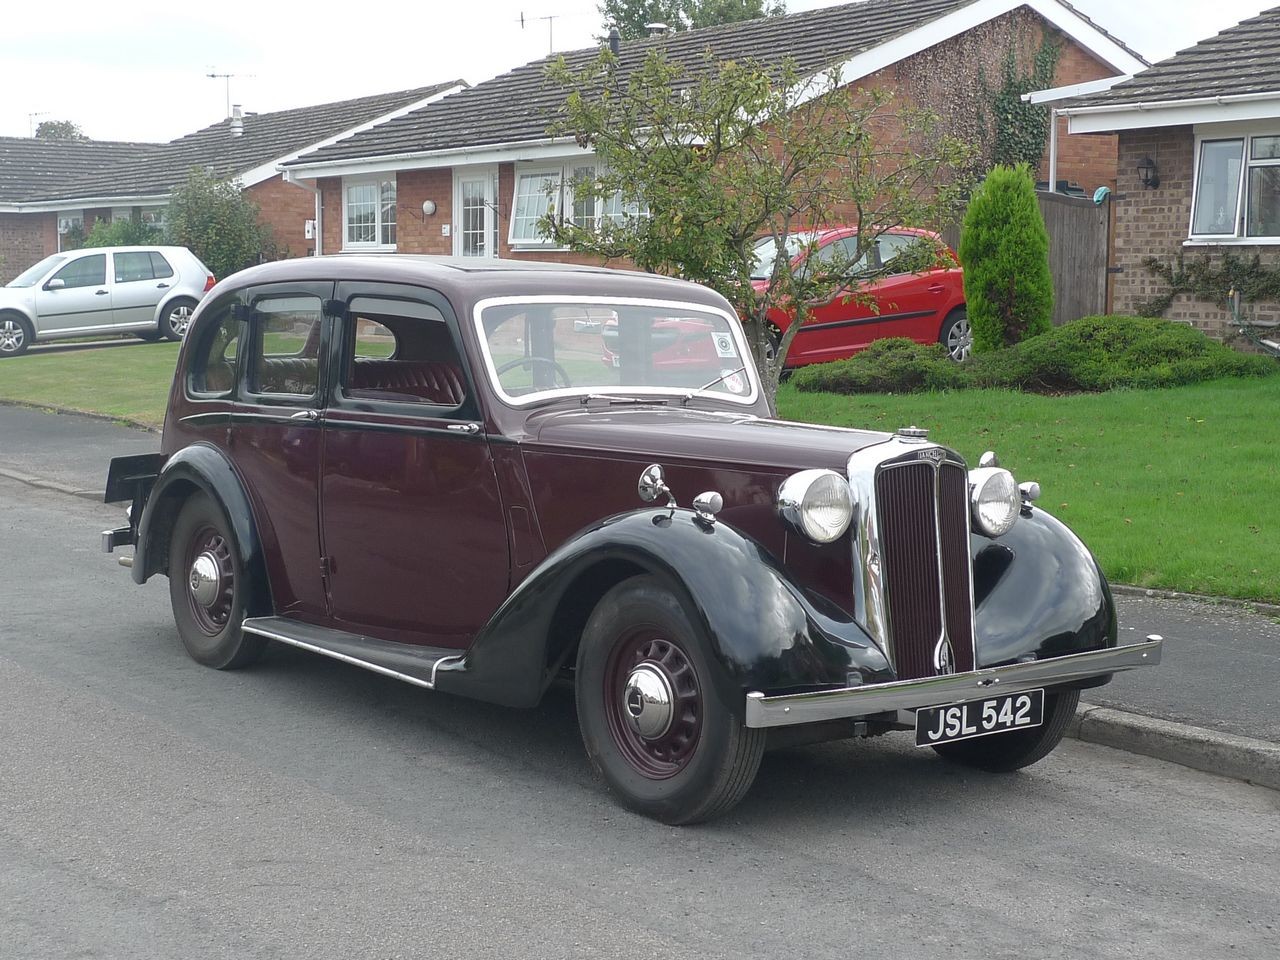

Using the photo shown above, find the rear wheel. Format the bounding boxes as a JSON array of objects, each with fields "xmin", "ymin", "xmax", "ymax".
[
  {"xmin": 576, "ymin": 575, "xmax": 765, "ymax": 824},
  {"xmin": 168, "ymin": 492, "xmax": 266, "ymax": 669},
  {"xmin": 932, "ymin": 689, "xmax": 1079, "ymax": 772},
  {"xmin": 939, "ymin": 307, "xmax": 971, "ymax": 362},
  {"xmin": 161, "ymin": 299, "xmax": 197, "ymax": 341},
  {"xmin": 0, "ymin": 313, "xmax": 33, "ymax": 357}
]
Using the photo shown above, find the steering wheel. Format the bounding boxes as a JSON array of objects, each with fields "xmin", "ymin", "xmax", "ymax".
[{"xmin": 495, "ymin": 356, "xmax": 573, "ymax": 388}]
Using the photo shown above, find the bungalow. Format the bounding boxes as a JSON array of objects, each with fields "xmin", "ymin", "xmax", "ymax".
[
  {"xmin": 1058, "ymin": 6, "xmax": 1280, "ymax": 339},
  {"xmin": 281, "ymin": 0, "xmax": 1145, "ymax": 265},
  {"xmin": 0, "ymin": 81, "xmax": 463, "ymax": 283}
]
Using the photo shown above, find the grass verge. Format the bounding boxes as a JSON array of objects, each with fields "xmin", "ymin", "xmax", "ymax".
[{"xmin": 778, "ymin": 379, "xmax": 1280, "ymax": 602}]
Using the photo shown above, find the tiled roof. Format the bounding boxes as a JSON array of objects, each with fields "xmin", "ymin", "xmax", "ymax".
[
  {"xmin": 0, "ymin": 137, "xmax": 158, "ymax": 204},
  {"xmin": 287, "ymin": 0, "xmax": 981, "ymax": 166},
  {"xmin": 1073, "ymin": 5, "xmax": 1280, "ymax": 108},
  {"xmin": 27, "ymin": 81, "xmax": 464, "ymax": 202}
]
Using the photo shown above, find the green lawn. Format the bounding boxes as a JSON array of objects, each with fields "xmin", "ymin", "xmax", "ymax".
[
  {"xmin": 777, "ymin": 380, "xmax": 1280, "ymax": 602},
  {"xmin": 2, "ymin": 342, "xmax": 1276, "ymax": 600}
]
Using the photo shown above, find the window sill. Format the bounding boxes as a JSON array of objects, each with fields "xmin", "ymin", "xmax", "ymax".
[
  {"xmin": 1183, "ymin": 237, "xmax": 1280, "ymax": 247},
  {"xmin": 509, "ymin": 244, "xmax": 570, "ymax": 254},
  {"xmin": 341, "ymin": 243, "xmax": 397, "ymax": 253}
]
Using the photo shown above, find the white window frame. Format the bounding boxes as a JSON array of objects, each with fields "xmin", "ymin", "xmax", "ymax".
[
  {"xmin": 508, "ymin": 165, "xmax": 565, "ymax": 248},
  {"xmin": 1188, "ymin": 122, "xmax": 1280, "ymax": 245},
  {"xmin": 342, "ymin": 175, "xmax": 397, "ymax": 251},
  {"xmin": 452, "ymin": 164, "xmax": 499, "ymax": 258},
  {"xmin": 508, "ymin": 161, "xmax": 649, "ymax": 250}
]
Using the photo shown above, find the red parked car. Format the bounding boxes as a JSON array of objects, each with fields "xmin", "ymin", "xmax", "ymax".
[{"xmin": 750, "ymin": 227, "xmax": 970, "ymax": 366}]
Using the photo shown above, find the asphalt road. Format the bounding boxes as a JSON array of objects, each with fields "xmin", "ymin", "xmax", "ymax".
[{"xmin": 2, "ymin": 476, "xmax": 1278, "ymax": 959}]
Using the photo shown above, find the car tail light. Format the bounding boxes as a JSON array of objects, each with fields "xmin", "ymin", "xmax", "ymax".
[{"xmin": 203, "ymin": 274, "xmax": 216, "ymax": 292}]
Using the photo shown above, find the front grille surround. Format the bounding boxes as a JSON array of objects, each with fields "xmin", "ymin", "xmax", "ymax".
[{"xmin": 848, "ymin": 438, "xmax": 978, "ymax": 680}]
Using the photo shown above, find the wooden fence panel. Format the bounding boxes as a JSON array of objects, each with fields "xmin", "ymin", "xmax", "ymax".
[{"xmin": 939, "ymin": 192, "xmax": 1109, "ymax": 326}]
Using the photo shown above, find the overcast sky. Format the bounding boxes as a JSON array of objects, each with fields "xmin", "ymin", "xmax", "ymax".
[{"xmin": 0, "ymin": 0, "xmax": 1271, "ymax": 143}]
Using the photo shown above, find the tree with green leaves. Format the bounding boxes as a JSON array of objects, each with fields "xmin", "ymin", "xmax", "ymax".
[
  {"xmin": 958, "ymin": 163, "xmax": 1053, "ymax": 352},
  {"xmin": 543, "ymin": 50, "xmax": 973, "ymax": 409},
  {"xmin": 35, "ymin": 120, "xmax": 87, "ymax": 141},
  {"xmin": 82, "ymin": 218, "xmax": 162, "ymax": 247},
  {"xmin": 599, "ymin": 0, "xmax": 785, "ymax": 40},
  {"xmin": 163, "ymin": 169, "xmax": 278, "ymax": 281}
]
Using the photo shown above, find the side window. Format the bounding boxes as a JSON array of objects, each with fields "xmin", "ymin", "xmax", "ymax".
[
  {"xmin": 52, "ymin": 254, "xmax": 106, "ymax": 289},
  {"xmin": 341, "ymin": 296, "xmax": 465, "ymax": 408},
  {"xmin": 876, "ymin": 234, "xmax": 933, "ymax": 275},
  {"xmin": 248, "ymin": 296, "xmax": 324, "ymax": 398},
  {"xmin": 187, "ymin": 301, "xmax": 240, "ymax": 396},
  {"xmin": 149, "ymin": 252, "xmax": 174, "ymax": 279},
  {"xmin": 114, "ymin": 251, "xmax": 155, "ymax": 283}
]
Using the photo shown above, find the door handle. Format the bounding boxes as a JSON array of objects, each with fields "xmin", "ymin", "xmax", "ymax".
[
  {"xmin": 447, "ymin": 422, "xmax": 481, "ymax": 434},
  {"xmin": 289, "ymin": 409, "xmax": 320, "ymax": 421},
  {"xmin": 95, "ymin": 289, "xmax": 109, "ymax": 296},
  {"xmin": 928, "ymin": 284, "xmax": 945, "ymax": 294},
  {"xmin": 156, "ymin": 282, "xmax": 170, "ymax": 289}
]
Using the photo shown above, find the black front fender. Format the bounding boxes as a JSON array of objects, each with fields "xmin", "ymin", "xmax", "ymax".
[
  {"xmin": 434, "ymin": 508, "xmax": 889, "ymax": 711},
  {"xmin": 133, "ymin": 444, "xmax": 271, "ymax": 616}
]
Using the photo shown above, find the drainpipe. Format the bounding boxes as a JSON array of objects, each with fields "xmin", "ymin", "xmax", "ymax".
[
  {"xmin": 1047, "ymin": 107, "xmax": 1059, "ymax": 192},
  {"xmin": 283, "ymin": 169, "xmax": 322, "ymax": 256}
]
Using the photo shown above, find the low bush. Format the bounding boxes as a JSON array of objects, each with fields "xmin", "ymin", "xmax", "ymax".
[{"xmin": 791, "ymin": 316, "xmax": 1277, "ymax": 395}]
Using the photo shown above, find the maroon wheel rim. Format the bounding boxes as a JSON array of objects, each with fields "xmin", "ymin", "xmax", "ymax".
[
  {"xmin": 603, "ymin": 628, "xmax": 703, "ymax": 780},
  {"xmin": 184, "ymin": 523, "xmax": 235, "ymax": 636}
]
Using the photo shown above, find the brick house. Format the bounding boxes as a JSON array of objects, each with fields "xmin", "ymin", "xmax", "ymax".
[
  {"xmin": 281, "ymin": 0, "xmax": 1143, "ymax": 266},
  {"xmin": 0, "ymin": 82, "xmax": 463, "ymax": 283},
  {"xmin": 1059, "ymin": 6, "xmax": 1280, "ymax": 338}
]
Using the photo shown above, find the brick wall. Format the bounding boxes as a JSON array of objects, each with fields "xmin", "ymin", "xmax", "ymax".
[
  {"xmin": 396, "ymin": 168, "xmax": 454, "ymax": 255},
  {"xmin": 245, "ymin": 175, "xmax": 318, "ymax": 258},
  {"xmin": 0, "ymin": 212, "xmax": 57, "ymax": 283},
  {"xmin": 318, "ymin": 177, "xmax": 342, "ymax": 255},
  {"xmin": 1112, "ymin": 126, "xmax": 1280, "ymax": 338}
]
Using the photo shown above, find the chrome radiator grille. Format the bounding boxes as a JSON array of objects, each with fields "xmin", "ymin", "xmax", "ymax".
[{"xmin": 858, "ymin": 450, "xmax": 976, "ymax": 681}]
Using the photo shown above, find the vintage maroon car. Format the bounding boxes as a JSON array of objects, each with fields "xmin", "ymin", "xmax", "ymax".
[
  {"xmin": 102, "ymin": 256, "xmax": 1160, "ymax": 824},
  {"xmin": 751, "ymin": 227, "xmax": 969, "ymax": 366}
]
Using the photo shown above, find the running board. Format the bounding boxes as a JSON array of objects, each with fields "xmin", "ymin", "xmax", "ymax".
[{"xmin": 241, "ymin": 616, "xmax": 461, "ymax": 690}]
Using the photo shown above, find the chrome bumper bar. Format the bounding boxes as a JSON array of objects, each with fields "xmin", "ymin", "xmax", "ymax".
[{"xmin": 743, "ymin": 639, "xmax": 1162, "ymax": 729}]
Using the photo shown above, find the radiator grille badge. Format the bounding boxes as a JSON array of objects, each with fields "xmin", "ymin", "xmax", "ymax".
[{"xmin": 933, "ymin": 636, "xmax": 956, "ymax": 675}]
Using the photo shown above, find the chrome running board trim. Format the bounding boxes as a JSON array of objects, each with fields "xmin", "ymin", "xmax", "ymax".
[
  {"xmin": 241, "ymin": 616, "xmax": 462, "ymax": 690},
  {"xmin": 744, "ymin": 639, "xmax": 1162, "ymax": 729}
]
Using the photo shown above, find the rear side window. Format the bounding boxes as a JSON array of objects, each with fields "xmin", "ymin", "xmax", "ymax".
[
  {"xmin": 149, "ymin": 252, "xmax": 174, "ymax": 279},
  {"xmin": 188, "ymin": 302, "xmax": 240, "ymax": 396},
  {"xmin": 248, "ymin": 296, "xmax": 324, "ymax": 397},
  {"xmin": 52, "ymin": 254, "xmax": 106, "ymax": 289},
  {"xmin": 114, "ymin": 251, "xmax": 155, "ymax": 283},
  {"xmin": 341, "ymin": 297, "xmax": 466, "ymax": 408}
]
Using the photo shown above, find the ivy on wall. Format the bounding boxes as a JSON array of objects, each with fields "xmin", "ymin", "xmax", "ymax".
[
  {"xmin": 1140, "ymin": 253, "xmax": 1280, "ymax": 318},
  {"xmin": 980, "ymin": 36, "xmax": 1061, "ymax": 169}
]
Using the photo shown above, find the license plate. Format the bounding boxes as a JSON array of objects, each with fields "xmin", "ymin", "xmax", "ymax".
[{"xmin": 915, "ymin": 689, "xmax": 1045, "ymax": 747}]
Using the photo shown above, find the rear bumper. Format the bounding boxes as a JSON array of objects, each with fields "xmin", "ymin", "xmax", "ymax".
[{"xmin": 743, "ymin": 639, "xmax": 1162, "ymax": 729}]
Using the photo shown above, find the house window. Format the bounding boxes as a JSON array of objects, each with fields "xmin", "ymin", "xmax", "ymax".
[
  {"xmin": 345, "ymin": 177, "xmax": 397, "ymax": 248},
  {"xmin": 509, "ymin": 162, "xmax": 648, "ymax": 247},
  {"xmin": 1191, "ymin": 134, "xmax": 1280, "ymax": 240}
]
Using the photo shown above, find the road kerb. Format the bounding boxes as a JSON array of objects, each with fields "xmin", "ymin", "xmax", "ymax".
[{"xmin": 1070, "ymin": 703, "xmax": 1280, "ymax": 791}]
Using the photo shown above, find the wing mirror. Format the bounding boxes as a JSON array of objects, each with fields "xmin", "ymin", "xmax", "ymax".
[{"xmin": 45, "ymin": 278, "xmax": 66, "ymax": 290}]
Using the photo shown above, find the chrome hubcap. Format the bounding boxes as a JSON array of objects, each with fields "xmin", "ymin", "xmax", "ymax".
[
  {"xmin": 0, "ymin": 319, "xmax": 25, "ymax": 353},
  {"xmin": 188, "ymin": 552, "xmax": 221, "ymax": 608},
  {"xmin": 622, "ymin": 663, "xmax": 675, "ymax": 740},
  {"xmin": 169, "ymin": 306, "xmax": 192, "ymax": 337},
  {"xmin": 947, "ymin": 317, "xmax": 972, "ymax": 362}
]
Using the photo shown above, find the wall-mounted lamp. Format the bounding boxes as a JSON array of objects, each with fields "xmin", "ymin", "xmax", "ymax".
[
  {"xmin": 1137, "ymin": 157, "xmax": 1160, "ymax": 190},
  {"xmin": 421, "ymin": 199, "xmax": 437, "ymax": 217}
]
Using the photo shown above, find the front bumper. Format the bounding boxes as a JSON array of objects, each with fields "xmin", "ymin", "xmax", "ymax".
[{"xmin": 743, "ymin": 639, "xmax": 1162, "ymax": 729}]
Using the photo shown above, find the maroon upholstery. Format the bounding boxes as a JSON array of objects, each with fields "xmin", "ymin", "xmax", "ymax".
[{"xmin": 349, "ymin": 359, "xmax": 465, "ymax": 406}]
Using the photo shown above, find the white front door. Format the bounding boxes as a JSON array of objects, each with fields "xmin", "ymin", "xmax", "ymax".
[{"xmin": 453, "ymin": 166, "xmax": 498, "ymax": 258}]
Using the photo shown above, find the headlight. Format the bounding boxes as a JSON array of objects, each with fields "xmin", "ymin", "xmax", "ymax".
[
  {"xmin": 777, "ymin": 469, "xmax": 854, "ymax": 544},
  {"xmin": 969, "ymin": 466, "xmax": 1020, "ymax": 537}
]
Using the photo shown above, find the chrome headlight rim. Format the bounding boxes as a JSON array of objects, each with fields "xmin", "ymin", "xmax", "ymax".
[
  {"xmin": 777, "ymin": 468, "xmax": 854, "ymax": 544},
  {"xmin": 969, "ymin": 465, "xmax": 1020, "ymax": 538}
]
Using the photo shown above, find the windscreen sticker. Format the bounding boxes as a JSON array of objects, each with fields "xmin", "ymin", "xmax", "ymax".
[
  {"xmin": 722, "ymin": 369, "xmax": 746, "ymax": 395},
  {"xmin": 713, "ymin": 332, "xmax": 738, "ymax": 359}
]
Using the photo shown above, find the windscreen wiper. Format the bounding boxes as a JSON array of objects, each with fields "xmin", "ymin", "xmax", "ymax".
[{"xmin": 681, "ymin": 365, "xmax": 748, "ymax": 405}]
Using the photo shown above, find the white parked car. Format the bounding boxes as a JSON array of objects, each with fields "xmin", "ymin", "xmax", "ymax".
[{"xmin": 0, "ymin": 246, "xmax": 216, "ymax": 357}]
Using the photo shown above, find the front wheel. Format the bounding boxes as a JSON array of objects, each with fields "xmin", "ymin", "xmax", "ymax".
[
  {"xmin": 168, "ymin": 492, "xmax": 266, "ymax": 669},
  {"xmin": 939, "ymin": 307, "xmax": 971, "ymax": 362},
  {"xmin": 933, "ymin": 689, "xmax": 1079, "ymax": 772},
  {"xmin": 160, "ymin": 299, "xmax": 197, "ymax": 341},
  {"xmin": 0, "ymin": 313, "xmax": 33, "ymax": 357},
  {"xmin": 576, "ymin": 575, "xmax": 765, "ymax": 824}
]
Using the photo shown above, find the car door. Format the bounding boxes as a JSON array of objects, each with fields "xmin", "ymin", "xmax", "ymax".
[
  {"xmin": 319, "ymin": 281, "xmax": 508, "ymax": 649},
  {"xmin": 789, "ymin": 235, "xmax": 884, "ymax": 365},
  {"xmin": 864, "ymin": 233, "xmax": 951, "ymax": 345},
  {"xmin": 33, "ymin": 252, "xmax": 112, "ymax": 333},
  {"xmin": 228, "ymin": 281, "xmax": 334, "ymax": 621},
  {"xmin": 109, "ymin": 250, "xmax": 166, "ymax": 327}
]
